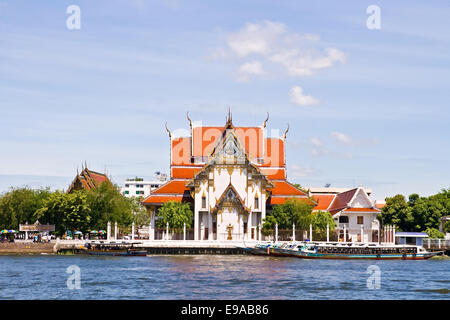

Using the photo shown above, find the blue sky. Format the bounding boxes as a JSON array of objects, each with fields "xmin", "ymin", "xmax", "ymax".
[{"xmin": 0, "ymin": 0, "xmax": 449, "ymax": 200}]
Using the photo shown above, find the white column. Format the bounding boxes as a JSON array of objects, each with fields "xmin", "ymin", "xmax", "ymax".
[
  {"xmin": 248, "ymin": 212, "xmax": 252, "ymax": 240},
  {"xmin": 183, "ymin": 222, "xmax": 186, "ymax": 241},
  {"xmin": 114, "ymin": 222, "xmax": 118, "ymax": 240},
  {"xmin": 131, "ymin": 222, "xmax": 135, "ymax": 241},
  {"xmin": 150, "ymin": 211, "xmax": 155, "ymax": 240},
  {"xmin": 393, "ymin": 225, "xmax": 396, "ymax": 244},
  {"xmin": 208, "ymin": 212, "xmax": 213, "ymax": 241},
  {"xmin": 310, "ymin": 224, "xmax": 313, "ymax": 242},
  {"xmin": 275, "ymin": 223, "xmax": 278, "ymax": 243},
  {"xmin": 107, "ymin": 221, "xmax": 111, "ymax": 241},
  {"xmin": 292, "ymin": 224, "xmax": 295, "ymax": 242},
  {"xmin": 343, "ymin": 224, "xmax": 346, "ymax": 243},
  {"xmin": 361, "ymin": 225, "xmax": 364, "ymax": 243},
  {"xmin": 166, "ymin": 222, "xmax": 169, "ymax": 240},
  {"xmin": 326, "ymin": 224, "xmax": 329, "ymax": 242},
  {"xmin": 194, "ymin": 209, "xmax": 199, "ymax": 241},
  {"xmin": 258, "ymin": 223, "xmax": 262, "ymax": 242},
  {"xmin": 378, "ymin": 226, "xmax": 380, "ymax": 244}
]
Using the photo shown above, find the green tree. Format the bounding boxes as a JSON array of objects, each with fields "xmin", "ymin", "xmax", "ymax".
[
  {"xmin": 311, "ymin": 211, "xmax": 336, "ymax": 234},
  {"xmin": 35, "ymin": 191, "xmax": 91, "ymax": 236},
  {"xmin": 380, "ymin": 194, "xmax": 413, "ymax": 231},
  {"xmin": 425, "ymin": 227, "xmax": 445, "ymax": 239},
  {"xmin": 443, "ymin": 220, "xmax": 450, "ymax": 233},
  {"xmin": 156, "ymin": 201, "xmax": 193, "ymax": 232},
  {"xmin": 86, "ymin": 182, "xmax": 134, "ymax": 230},
  {"xmin": 262, "ymin": 199, "xmax": 314, "ymax": 232},
  {"xmin": 130, "ymin": 197, "xmax": 150, "ymax": 238},
  {"xmin": 0, "ymin": 187, "xmax": 51, "ymax": 229}
]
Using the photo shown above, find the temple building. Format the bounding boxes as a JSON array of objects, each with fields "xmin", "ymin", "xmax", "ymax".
[
  {"xmin": 310, "ymin": 187, "xmax": 381, "ymax": 242},
  {"xmin": 142, "ymin": 112, "xmax": 311, "ymax": 241},
  {"xmin": 67, "ymin": 165, "xmax": 111, "ymax": 193}
]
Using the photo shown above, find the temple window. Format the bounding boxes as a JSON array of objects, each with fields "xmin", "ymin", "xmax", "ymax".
[
  {"xmin": 357, "ymin": 216, "xmax": 364, "ymax": 224},
  {"xmin": 339, "ymin": 216, "xmax": 349, "ymax": 223},
  {"xmin": 202, "ymin": 196, "xmax": 206, "ymax": 208},
  {"xmin": 254, "ymin": 197, "xmax": 259, "ymax": 209}
]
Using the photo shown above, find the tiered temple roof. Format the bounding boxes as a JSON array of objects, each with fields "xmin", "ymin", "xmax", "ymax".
[
  {"xmin": 67, "ymin": 166, "xmax": 111, "ymax": 193},
  {"xmin": 142, "ymin": 112, "xmax": 311, "ymax": 207}
]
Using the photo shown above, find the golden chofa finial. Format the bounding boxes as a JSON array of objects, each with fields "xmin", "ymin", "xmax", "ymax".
[
  {"xmin": 226, "ymin": 107, "xmax": 232, "ymax": 123},
  {"xmin": 262, "ymin": 112, "xmax": 269, "ymax": 128},
  {"xmin": 186, "ymin": 111, "xmax": 193, "ymax": 129},
  {"xmin": 165, "ymin": 122, "xmax": 172, "ymax": 139},
  {"xmin": 282, "ymin": 123, "xmax": 289, "ymax": 140}
]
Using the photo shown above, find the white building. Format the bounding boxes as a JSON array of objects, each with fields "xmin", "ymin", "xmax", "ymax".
[
  {"xmin": 121, "ymin": 175, "xmax": 167, "ymax": 198},
  {"xmin": 310, "ymin": 187, "xmax": 381, "ymax": 242}
]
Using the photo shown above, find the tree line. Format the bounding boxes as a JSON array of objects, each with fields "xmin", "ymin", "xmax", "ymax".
[
  {"xmin": 380, "ymin": 189, "xmax": 450, "ymax": 238},
  {"xmin": 0, "ymin": 182, "xmax": 149, "ymax": 237}
]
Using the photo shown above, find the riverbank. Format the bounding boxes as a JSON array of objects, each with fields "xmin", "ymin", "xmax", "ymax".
[{"xmin": 0, "ymin": 242, "xmax": 55, "ymax": 254}]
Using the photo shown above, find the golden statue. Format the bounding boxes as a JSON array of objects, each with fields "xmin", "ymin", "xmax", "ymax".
[{"xmin": 226, "ymin": 224, "xmax": 233, "ymax": 240}]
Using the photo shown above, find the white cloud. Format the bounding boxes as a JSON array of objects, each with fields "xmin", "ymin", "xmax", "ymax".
[
  {"xmin": 290, "ymin": 165, "xmax": 320, "ymax": 178},
  {"xmin": 310, "ymin": 137, "xmax": 324, "ymax": 147},
  {"xmin": 331, "ymin": 131, "xmax": 352, "ymax": 145},
  {"xmin": 289, "ymin": 86, "xmax": 319, "ymax": 106},
  {"xmin": 213, "ymin": 20, "xmax": 346, "ymax": 81},
  {"xmin": 237, "ymin": 60, "xmax": 265, "ymax": 82},
  {"xmin": 227, "ymin": 21, "xmax": 286, "ymax": 57}
]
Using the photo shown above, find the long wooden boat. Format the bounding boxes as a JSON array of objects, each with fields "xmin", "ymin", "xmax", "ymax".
[
  {"xmin": 243, "ymin": 241, "xmax": 442, "ymax": 260},
  {"xmin": 83, "ymin": 241, "xmax": 147, "ymax": 256}
]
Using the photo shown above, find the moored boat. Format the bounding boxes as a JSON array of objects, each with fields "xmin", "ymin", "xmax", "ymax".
[
  {"xmin": 243, "ymin": 241, "xmax": 442, "ymax": 260},
  {"xmin": 83, "ymin": 241, "xmax": 147, "ymax": 256},
  {"xmin": 284, "ymin": 242, "xmax": 441, "ymax": 260}
]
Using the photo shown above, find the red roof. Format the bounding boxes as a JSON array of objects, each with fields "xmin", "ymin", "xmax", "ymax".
[
  {"xmin": 312, "ymin": 195, "xmax": 336, "ymax": 211},
  {"xmin": 375, "ymin": 203, "xmax": 386, "ymax": 209},
  {"xmin": 192, "ymin": 126, "xmax": 264, "ymax": 159},
  {"xmin": 151, "ymin": 180, "xmax": 189, "ymax": 195},
  {"xmin": 270, "ymin": 181, "xmax": 306, "ymax": 196},
  {"xmin": 67, "ymin": 168, "xmax": 110, "ymax": 193},
  {"xmin": 328, "ymin": 188, "xmax": 358, "ymax": 213},
  {"xmin": 141, "ymin": 180, "xmax": 192, "ymax": 205}
]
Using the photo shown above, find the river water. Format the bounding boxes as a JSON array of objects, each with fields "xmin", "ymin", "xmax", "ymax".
[{"xmin": 0, "ymin": 255, "xmax": 448, "ymax": 299}]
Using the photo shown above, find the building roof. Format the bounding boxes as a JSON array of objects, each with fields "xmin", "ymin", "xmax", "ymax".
[
  {"xmin": 141, "ymin": 179, "xmax": 193, "ymax": 206},
  {"xmin": 311, "ymin": 194, "xmax": 336, "ymax": 211},
  {"xmin": 328, "ymin": 188, "xmax": 359, "ymax": 214},
  {"xmin": 309, "ymin": 187, "xmax": 372, "ymax": 196},
  {"xmin": 67, "ymin": 167, "xmax": 111, "ymax": 193},
  {"xmin": 395, "ymin": 232, "xmax": 429, "ymax": 238},
  {"xmin": 143, "ymin": 113, "xmax": 306, "ymax": 208}
]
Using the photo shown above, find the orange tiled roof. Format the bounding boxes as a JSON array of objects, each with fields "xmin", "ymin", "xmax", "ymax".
[
  {"xmin": 141, "ymin": 195, "xmax": 184, "ymax": 205},
  {"xmin": 151, "ymin": 180, "xmax": 189, "ymax": 195},
  {"xmin": 312, "ymin": 194, "xmax": 336, "ymax": 211},
  {"xmin": 141, "ymin": 179, "xmax": 193, "ymax": 206},
  {"xmin": 67, "ymin": 168, "xmax": 110, "ymax": 193},
  {"xmin": 260, "ymin": 168, "xmax": 286, "ymax": 180},
  {"xmin": 270, "ymin": 181, "xmax": 306, "ymax": 196},
  {"xmin": 192, "ymin": 126, "xmax": 264, "ymax": 159}
]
